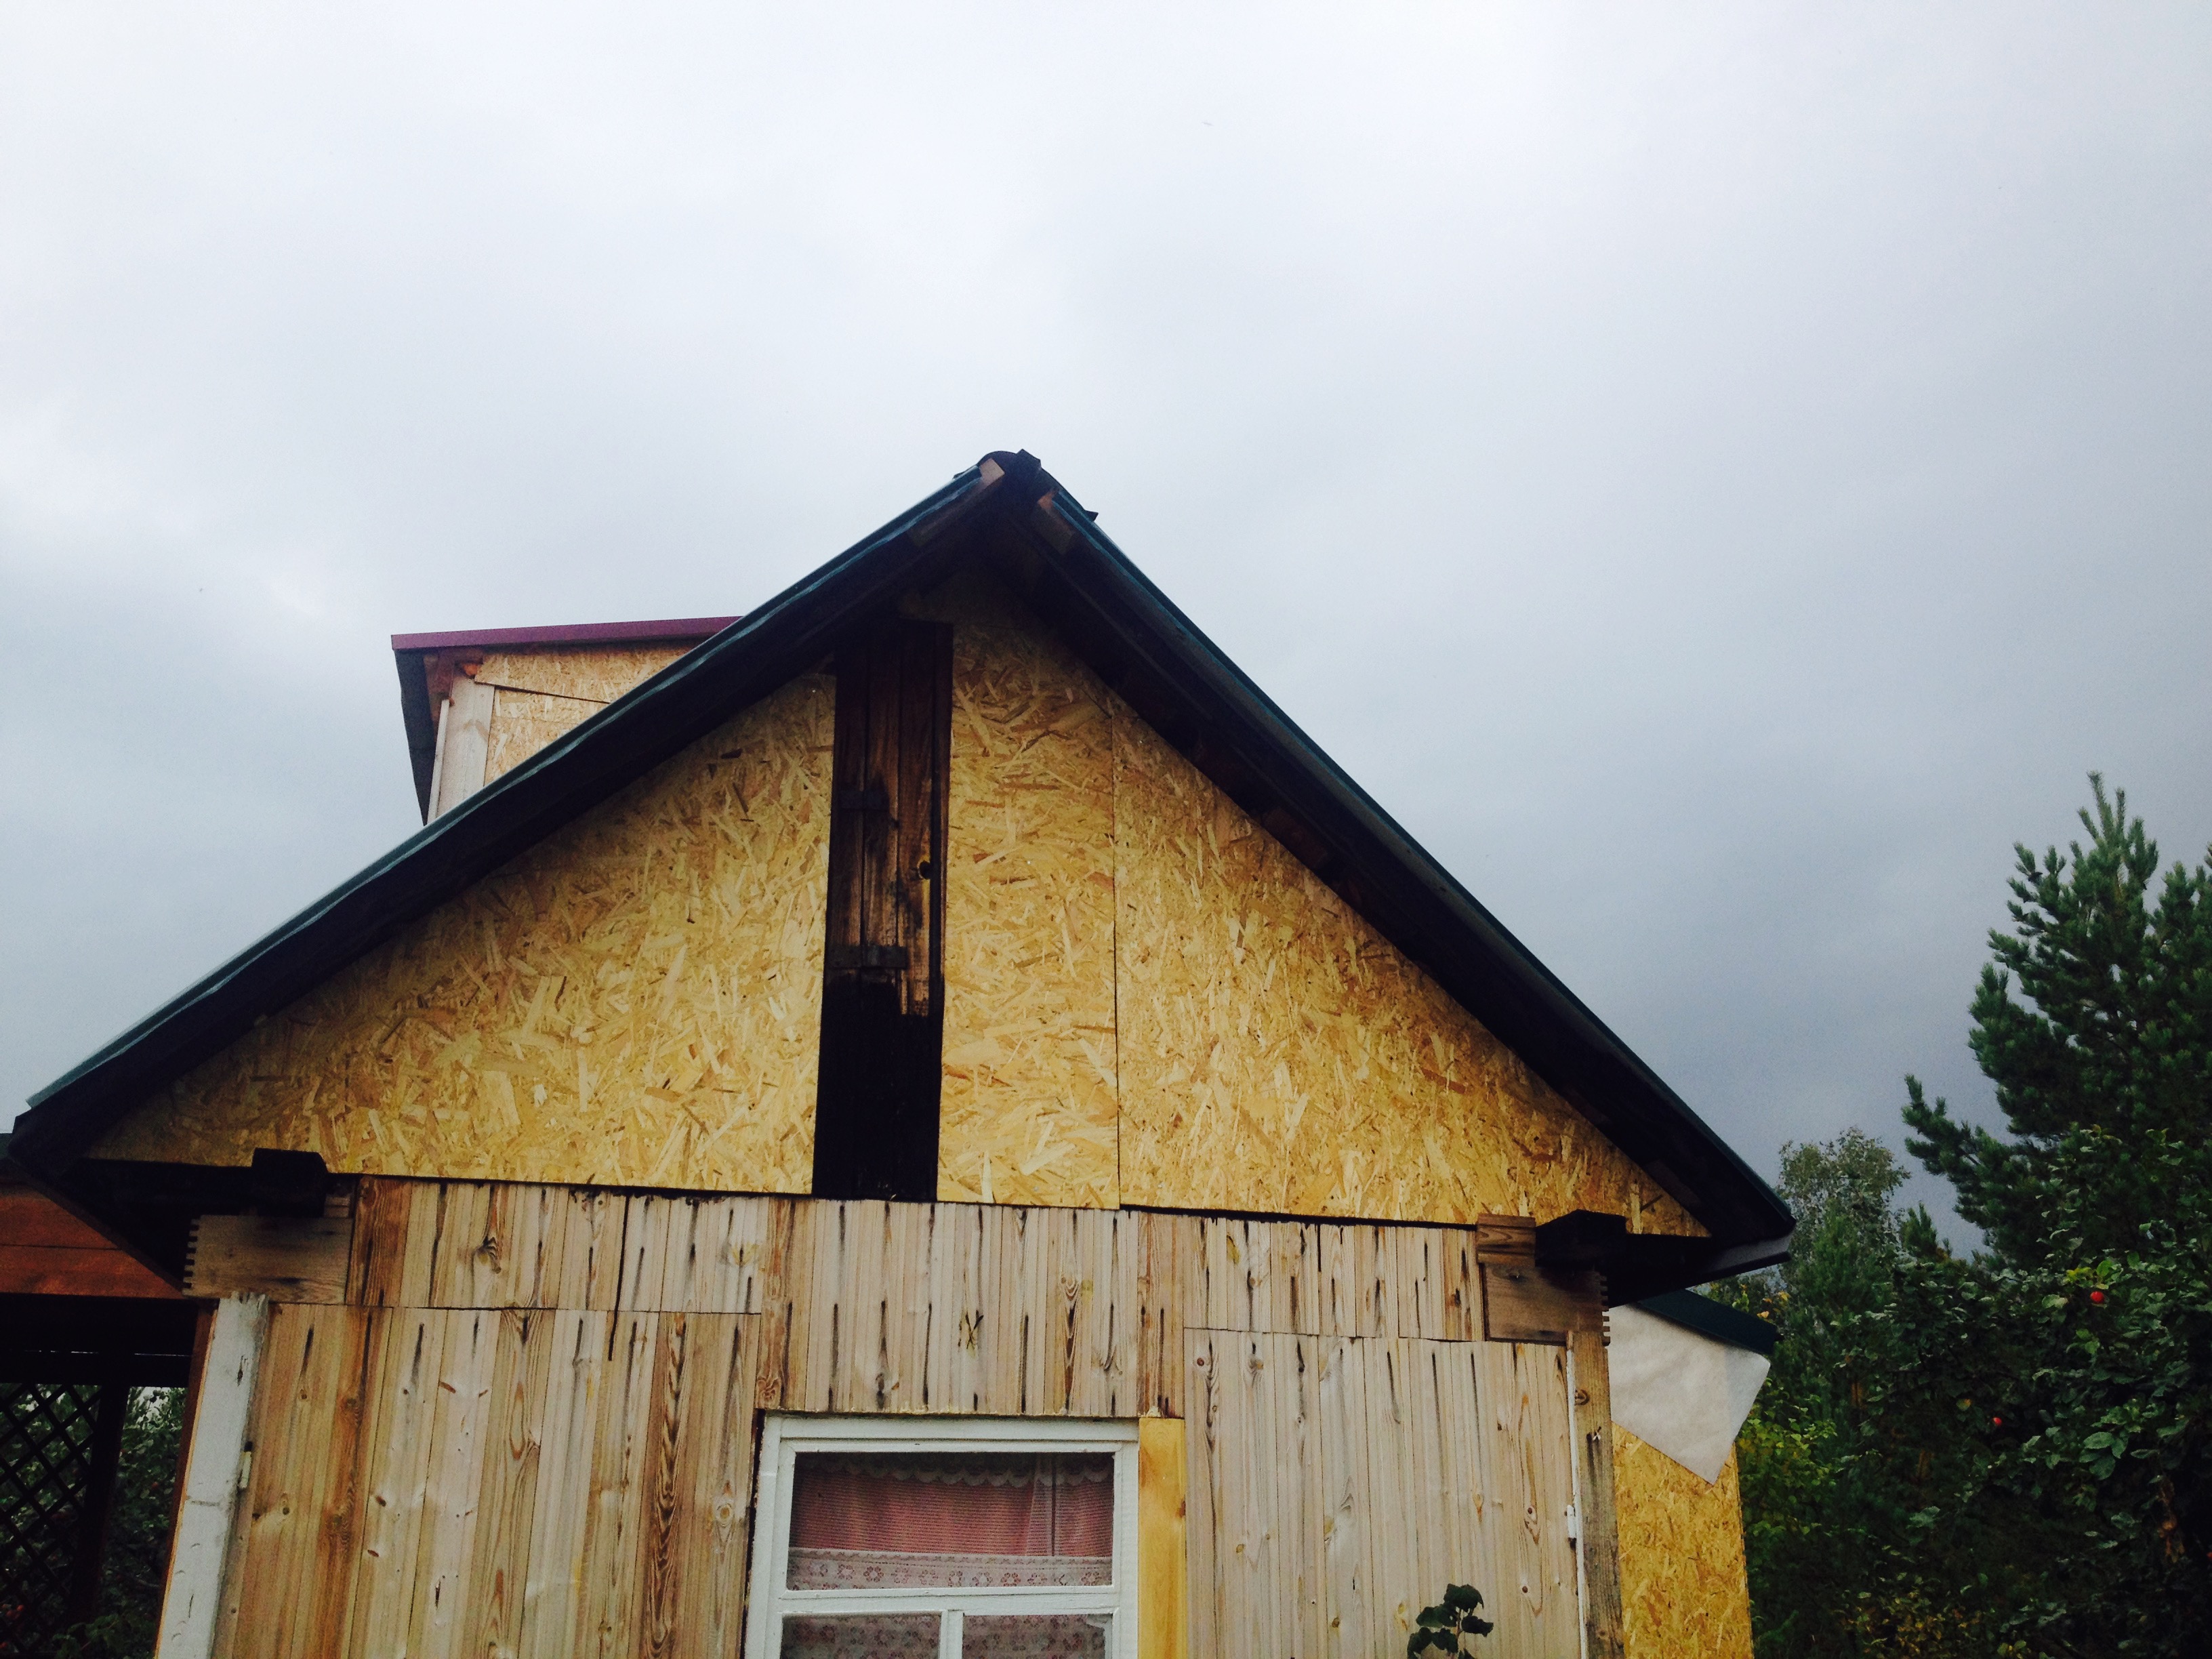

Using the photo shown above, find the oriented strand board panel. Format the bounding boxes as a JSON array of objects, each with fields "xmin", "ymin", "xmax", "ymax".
[
  {"xmin": 474, "ymin": 647, "xmax": 697, "ymax": 784},
  {"xmin": 484, "ymin": 687, "xmax": 601, "ymax": 783},
  {"xmin": 911, "ymin": 571, "xmax": 1121, "ymax": 1209},
  {"xmin": 1614, "ymin": 1429, "xmax": 1753, "ymax": 1659},
  {"xmin": 474, "ymin": 644, "xmax": 693, "ymax": 705},
  {"xmin": 1114, "ymin": 712, "xmax": 1700, "ymax": 1233},
  {"xmin": 100, "ymin": 675, "xmax": 836, "ymax": 1191}
]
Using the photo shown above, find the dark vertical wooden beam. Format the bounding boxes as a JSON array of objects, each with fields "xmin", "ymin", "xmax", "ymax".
[
  {"xmin": 814, "ymin": 617, "xmax": 954, "ymax": 1201},
  {"xmin": 65, "ymin": 1380, "xmax": 131, "ymax": 1624}
]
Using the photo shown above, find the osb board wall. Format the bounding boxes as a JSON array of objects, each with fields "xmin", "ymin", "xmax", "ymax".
[
  {"xmin": 918, "ymin": 564, "xmax": 1695, "ymax": 1231},
  {"xmin": 1112, "ymin": 710, "xmax": 1698, "ymax": 1233},
  {"xmin": 483, "ymin": 687, "xmax": 598, "ymax": 783},
  {"xmin": 1613, "ymin": 1429, "xmax": 1753, "ymax": 1659},
  {"xmin": 98, "ymin": 676, "xmax": 836, "ymax": 1190},
  {"xmin": 216, "ymin": 1180, "xmax": 1600, "ymax": 1659},
  {"xmin": 476, "ymin": 644, "xmax": 693, "ymax": 705},
  {"xmin": 473, "ymin": 645, "xmax": 695, "ymax": 785},
  {"xmin": 907, "ymin": 571, "xmax": 1121, "ymax": 1209}
]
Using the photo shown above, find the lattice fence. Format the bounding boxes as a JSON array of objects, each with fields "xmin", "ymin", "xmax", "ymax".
[{"xmin": 0, "ymin": 1381, "xmax": 121, "ymax": 1656}]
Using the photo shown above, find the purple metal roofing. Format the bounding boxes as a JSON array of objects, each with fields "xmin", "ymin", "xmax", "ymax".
[{"xmin": 389, "ymin": 616, "xmax": 741, "ymax": 653}]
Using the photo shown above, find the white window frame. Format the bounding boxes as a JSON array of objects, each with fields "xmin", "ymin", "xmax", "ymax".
[{"xmin": 744, "ymin": 1414, "xmax": 1140, "ymax": 1659}]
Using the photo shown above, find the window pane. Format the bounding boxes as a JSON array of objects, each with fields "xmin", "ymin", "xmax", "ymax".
[
  {"xmin": 787, "ymin": 1451, "xmax": 1113, "ymax": 1589},
  {"xmin": 780, "ymin": 1613, "xmax": 941, "ymax": 1658},
  {"xmin": 962, "ymin": 1614, "xmax": 1109, "ymax": 1658}
]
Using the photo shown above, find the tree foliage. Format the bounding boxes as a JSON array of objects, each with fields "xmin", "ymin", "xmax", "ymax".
[{"xmin": 1730, "ymin": 781, "xmax": 2212, "ymax": 1658}]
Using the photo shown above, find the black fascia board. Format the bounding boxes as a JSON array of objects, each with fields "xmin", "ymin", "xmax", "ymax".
[
  {"xmin": 980, "ymin": 475, "xmax": 1793, "ymax": 1249},
  {"xmin": 9, "ymin": 462, "xmax": 1004, "ymax": 1191},
  {"xmin": 1633, "ymin": 1288, "xmax": 1780, "ymax": 1356}
]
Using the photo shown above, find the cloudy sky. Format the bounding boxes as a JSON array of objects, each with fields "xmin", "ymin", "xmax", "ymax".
[{"xmin": 5, "ymin": 5, "xmax": 2208, "ymax": 1233}]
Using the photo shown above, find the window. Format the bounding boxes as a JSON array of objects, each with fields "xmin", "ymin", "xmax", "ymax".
[{"xmin": 746, "ymin": 1416, "xmax": 1139, "ymax": 1659}]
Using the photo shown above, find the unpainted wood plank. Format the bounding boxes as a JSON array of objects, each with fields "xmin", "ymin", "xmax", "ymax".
[
  {"xmin": 674, "ymin": 1197, "xmax": 776, "ymax": 1315},
  {"xmin": 518, "ymin": 1311, "xmax": 609, "ymax": 1659},
  {"xmin": 1138, "ymin": 1416, "xmax": 1189, "ymax": 1659},
  {"xmin": 1025, "ymin": 1207, "xmax": 1082, "ymax": 1416},
  {"xmin": 1282, "ymin": 1334, "xmax": 1326, "ymax": 1659},
  {"xmin": 1360, "ymin": 1338, "xmax": 1420, "ymax": 1651},
  {"xmin": 1315, "ymin": 1337, "xmax": 1373, "ymax": 1659},
  {"xmin": 222, "ymin": 1303, "xmax": 373, "ymax": 1659},
  {"xmin": 1183, "ymin": 1331, "xmax": 1223, "ymax": 1659},
  {"xmin": 348, "ymin": 1309, "xmax": 451, "ymax": 1658},
  {"xmin": 923, "ymin": 1201, "xmax": 987, "ymax": 1412},
  {"xmin": 427, "ymin": 1184, "xmax": 495, "ymax": 1306},
  {"xmin": 463, "ymin": 1309, "xmax": 548, "ymax": 1659},
  {"xmin": 615, "ymin": 1193, "xmax": 684, "ymax": 1311},
  {"xmin": 752, "ymin": 1200, "xmax": 798, "ymax": 1410},
  {"xmin": 985, "ymin": 1205, "xmax": 1027, "ymax": 1415},
  {"xmin": 880, "ymin": 1200, "xmax": 931, "ymax": 1410},
  {"xmin": 1133, "ymin": 1212, "xmax": 1187, "ymax": 1418},
  {"xmin": 638, "ymin": 1313, "xmax": 761, "ymax": 1659},
  {"xmin": 1437, "ymin": 1228, "xmax": 1480, "ymax": 1342},
  {"xmin": 1401, "ymin": 1344, "xmax": 1452, "ymax": 1629},
  {"xmin": 575, "ymin": 1312, "xmax": 661, "ymax": 1658},
  {"xmin": 1318, "ymin": 1224, "xmax": 1391, "ymax": 1338},
  {"xmin": 1473, "ymin": 1342, "xmax": 1579, "ymax": 1656},
  {"xmin": 1218, "ymin": 1330, "xmax": 1276, "ymax": 1658},
  {"xmin": 348, "ymin": 1179, "xmax": 416, "ymax": 1306},
  {"xmin": 550, "ymin": 1189, "xmax": 625, "ymax": 1311},
  {"xmin": 404, "ymin": 1310, "xmax": 500, "ymax": 1659},
  {"xmin": 186, "ymin": 1214, "xmax": 354, "ymax": 1303}
]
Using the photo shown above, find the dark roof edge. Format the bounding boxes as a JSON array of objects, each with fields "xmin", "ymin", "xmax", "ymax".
[
  {"xmin": 1002, "ymin": 478, "xmax": 1791, "ymax": 1244},
  {"xmin": 1632, "ymin": 1288, "xmax": 1780, "ymax": 1356},
  {"xmin": 390, "ymin": 617, "xmax": 742, "ymax": 653},
  {"xmin": 12, "ymin": 464, "xmax": 999, "ymax": 1179}
]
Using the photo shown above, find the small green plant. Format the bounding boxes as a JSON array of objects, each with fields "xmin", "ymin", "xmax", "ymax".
[{"xmin": 1407, "ymin": 1584, "xmax": 1493, "ymax": 1656}]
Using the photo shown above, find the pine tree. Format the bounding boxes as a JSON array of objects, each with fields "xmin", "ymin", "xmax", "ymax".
[{"xmin": 1903, "ymin": 775, "xmax": 2212, "ymax": 1264}]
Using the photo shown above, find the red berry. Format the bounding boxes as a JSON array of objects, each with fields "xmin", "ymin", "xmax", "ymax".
[
  {"xmin": 2089, "ymin": 1290, "xmax": 2105, "ymax": 1304},
  {"xmin": 1990, "ymin": 1416, "xmax": 2003, "ymax": 1428}
]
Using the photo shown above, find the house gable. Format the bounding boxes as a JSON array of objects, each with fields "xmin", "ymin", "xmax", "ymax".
[{"xmin": 23, "ymin": 453, "xmax": 1784, "ymax": 1275}]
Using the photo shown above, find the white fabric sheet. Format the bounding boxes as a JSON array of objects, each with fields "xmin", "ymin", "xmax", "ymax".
[{"xmin": 1606, "ymin": 1304, "xmax": 1771, "ymax": 1483}]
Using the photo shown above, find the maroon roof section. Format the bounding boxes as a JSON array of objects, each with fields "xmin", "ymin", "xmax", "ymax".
[{"xmin": 390, "ymin": 616, "xmax": 741, "ymax": 653}]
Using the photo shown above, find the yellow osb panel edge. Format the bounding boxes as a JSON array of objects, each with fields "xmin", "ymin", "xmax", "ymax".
[
  {"xmin": 1113, "ymin": 710, "xmax": 1700, "ymax": 1233},
  {"xmin": 474, "ymin": 644, "xmax": 693, "ymax": 705},
  {"xmin": 909, "ymin": 571, "xmax": 1121, "ymax": 1210},
  {"xmin": 98, "ymin": 675, "xmax": 837, "ymax": 1192},
  {"xmin": 1614, "ymin": 1427, "xmax": 1753, "ymax": 1659},
  {"xmin": 485, "ymin": 687, "xmax": 600, "ymax": 783}
]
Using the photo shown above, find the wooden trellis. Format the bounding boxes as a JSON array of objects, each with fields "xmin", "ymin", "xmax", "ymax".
[{"xmin": 0, "ymin": 1380, "xmax": 127, "ymax": 1655}]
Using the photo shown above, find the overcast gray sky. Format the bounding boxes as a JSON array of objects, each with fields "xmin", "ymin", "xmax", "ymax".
[{"xmin": 5, "ymin": 4, "xmax": 2209, "ymax": 1235}]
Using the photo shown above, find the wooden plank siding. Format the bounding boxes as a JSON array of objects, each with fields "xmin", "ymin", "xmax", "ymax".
[{"xmin": 202, "ymin": 1179, "xmax": 1620, "ymax": 1659}]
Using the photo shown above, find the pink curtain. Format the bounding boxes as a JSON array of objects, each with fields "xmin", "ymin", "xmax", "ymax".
[{"xmin": 787, "ymin": 1454, "xmax": 1112, "ymax": 1591}]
